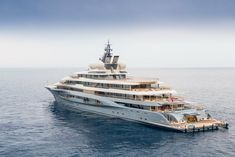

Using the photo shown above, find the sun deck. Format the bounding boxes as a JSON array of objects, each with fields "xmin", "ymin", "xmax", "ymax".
[{"xmin": 67, "ymin": 76, "xmax": 158, "ymax": 85}]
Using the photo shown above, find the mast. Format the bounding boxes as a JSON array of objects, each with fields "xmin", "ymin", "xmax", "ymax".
[
  {"xmin": 104, "ymin": 40, "xmax": 112, "ymax": 56},
  {"xmin": 100, "ymin": 41, "xmax": 113, "ymax": 63},
  {"xmin": 100, "ymin": 41, "xmax": 119, "ymax": 70}
]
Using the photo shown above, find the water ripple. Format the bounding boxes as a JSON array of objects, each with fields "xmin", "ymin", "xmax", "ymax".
[{"xmin": 1, "ymin": 68, "xmax": 235, "ymax": 157}]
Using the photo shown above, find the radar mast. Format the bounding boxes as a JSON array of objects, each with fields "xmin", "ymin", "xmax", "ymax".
[
  {"xmin": 100, "ymin": 41, "xmax": 113, "ymax": 64},
  {"xmin": 100, "ymin": 41, "xmax": 119, "ymax": 70}
]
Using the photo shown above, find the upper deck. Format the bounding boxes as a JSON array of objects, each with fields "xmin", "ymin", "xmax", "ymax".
[
  {"xmin": 69, "ymin": 75, "xmax": 157, "ymax": 85},
  {"xmin": 52, "ymin": 41, "xmax": 176, "ymax": 101},
  {"xmin": 66, "ymin": 41, "xmax": 163, "ymax": 88}
]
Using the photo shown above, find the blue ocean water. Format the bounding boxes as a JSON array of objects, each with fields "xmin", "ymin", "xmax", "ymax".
[{"xmin": 0, "ymin": 68, "xmax": 235, "ymax": 157}]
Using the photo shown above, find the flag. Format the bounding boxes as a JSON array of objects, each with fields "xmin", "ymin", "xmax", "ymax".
[{"xmin": 168, "ymin": 95, "xmax": 174, "ymax": 102}]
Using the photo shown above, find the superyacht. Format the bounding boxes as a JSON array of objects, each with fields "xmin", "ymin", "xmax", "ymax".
[{"xmin": 46, "ymin": 42, "xmax": 228, "ymax": 132}]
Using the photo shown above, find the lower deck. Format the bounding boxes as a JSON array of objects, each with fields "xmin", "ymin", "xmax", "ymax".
[{"xmin": 173, "ymin": 119, "xmax": 228, "ymax": 132}]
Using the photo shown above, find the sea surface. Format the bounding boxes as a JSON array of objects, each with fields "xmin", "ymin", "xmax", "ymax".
[{"xmin": 0, "ymin": 68, "xmax": 235, "ymax": 157}]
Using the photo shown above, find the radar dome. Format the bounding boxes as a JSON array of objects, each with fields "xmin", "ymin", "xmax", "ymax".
[
  {"xmin": 88, "ymin": 62, "xmax": 105, "ymax": 70},
  {"xmin": 118, "ymin": 63, "xmax": 126, "ymax": 70}
]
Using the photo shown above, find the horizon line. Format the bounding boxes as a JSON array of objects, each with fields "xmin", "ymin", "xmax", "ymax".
[{"xmin": 0, "ymin": 66, "xmax": 235, "ymax": 69}]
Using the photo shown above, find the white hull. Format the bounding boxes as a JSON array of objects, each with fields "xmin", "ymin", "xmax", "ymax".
[{"xmin": 48, "ymin": 88, "xmax": 183, "ymax": 132}]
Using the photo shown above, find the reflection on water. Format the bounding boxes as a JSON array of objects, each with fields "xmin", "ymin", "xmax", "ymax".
[{"xmin": 48, "ymin": 101, "xmax": 205, "ymax": 156}]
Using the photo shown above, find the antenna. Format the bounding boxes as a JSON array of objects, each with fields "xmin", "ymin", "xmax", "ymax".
[{"xmin": 104, "ymin": 40, "xmax": 112, "ymax": 55}]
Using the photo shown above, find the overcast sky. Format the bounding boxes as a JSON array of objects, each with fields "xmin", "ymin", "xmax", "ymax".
[{"xmin": 0, "ymin": 0, "xmax": 235, "ymax": 68}]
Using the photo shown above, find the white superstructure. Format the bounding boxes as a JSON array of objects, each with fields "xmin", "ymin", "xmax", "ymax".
[{"xmin": 46, "ymin": 41, "xmax": 228, "ymax": 132}]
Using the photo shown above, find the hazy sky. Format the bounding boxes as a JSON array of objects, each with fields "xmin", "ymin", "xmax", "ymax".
[{"xmin": 0, "ymin": 0, "xmax": 235, "ymax": 68}]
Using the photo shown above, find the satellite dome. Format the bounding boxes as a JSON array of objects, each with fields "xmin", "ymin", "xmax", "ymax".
[
  {"xmin": 88, "ymin": 62, "xmax": 105, "ymax": 70},
  {"xmin": 118, "ymin": 63, "xmax": 126, "ymax": 70}
]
